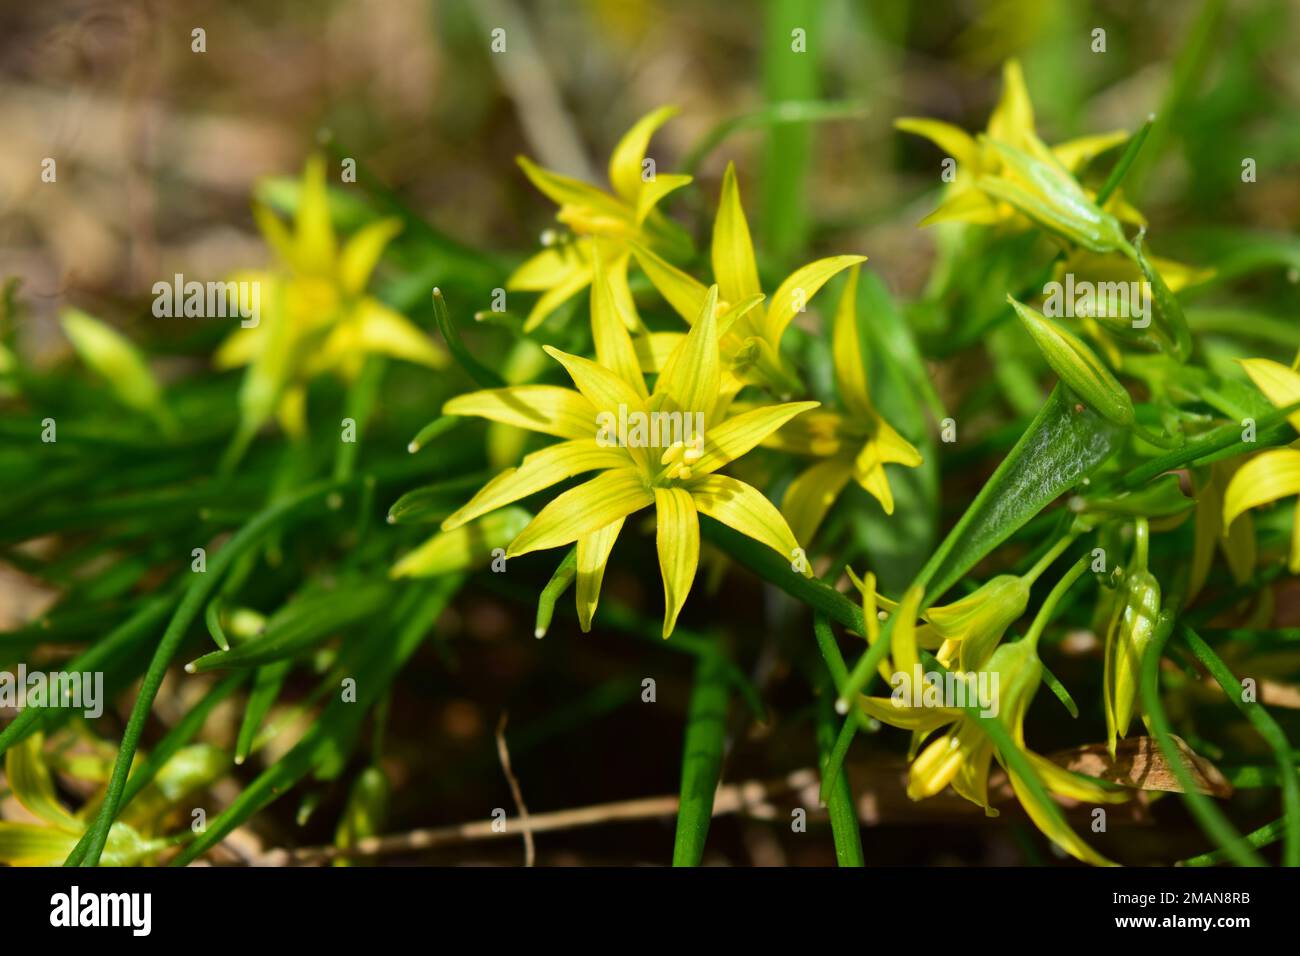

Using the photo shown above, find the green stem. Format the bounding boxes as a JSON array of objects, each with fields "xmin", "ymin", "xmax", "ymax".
[
  {"xmin": 1182, "ymin": 626, "xmax": 1299, "ymax": 866},
  {"xmin": 816, "ymin": 680, "xmax": 864, "ymax": 866},
  {"xmin": 671, "ymin": 648, "xmax": 730, "ymax": 866},
  {"xmin": 1022, "ymin": 534, "xmax": 1076, "ymax": 587},
  {"xmin": 70, "ymin": 480, "xmax": 344, "ymax": 867},
  {"xmin": 1139, "ymin": 611, "xmax": 1265, "ymax": 867},
  {"xmin": 1025, "ymin": 556, "xmax": 1090, "ymax": 650}
]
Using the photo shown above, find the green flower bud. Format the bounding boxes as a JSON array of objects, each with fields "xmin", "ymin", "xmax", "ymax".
[{"xmin": 1009, "ymin": 296, "xmax": 1135, "ymax": 426}]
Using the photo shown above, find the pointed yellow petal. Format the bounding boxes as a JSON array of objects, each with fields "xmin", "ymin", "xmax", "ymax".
[
  {"xmin": 543, "ymin": 345, "xmax": 646, "ymax": 418},
  {"xmin": 893, "ymin": 118, "xmax": 979, "ymax": 170},
  {"xmin": 522, "ymin": 264, "xmax": 594, "ymax": 332},
  {"xmin": 214, "ymin": 326, "xmax": 262, "ymax": 370},
  {"xmin": 988, "ymin": 59, "xmax": 1035, "ymax": 150},
  {"xmin": 340, "ymin": 218, "xmax": 402, "ymax": 295},
  {"xmin": 508, "ymin": 467, "xmax": 652, "ymax": 557},
  {"xmin": 294, "ymin": 155, "xmax": 337, "ymax": 274},
  {"xmin": 631, "ymin": 241, "xmax": 708, "ymax": 324},
  {"xmin": 765, "ymin": 255, "xmax": 867, "ymax": 348},
  {"xmin": 1239, "ymin": 357, "xmax": 1300, "ymax": 430},
  {"xmin": 693, "ymin": 401, "xmax": 820, "ymax": 475},
  {"xmin": 1006, "ymin": 765, "xmax": 1118, "ymax": 866},
  {"xmin": 252, "ymin": 200, "xmax": 297, "ymax": 265},
  {"xmin": 444, "ymin": 385, "xmax": 597, "ymax": 439},
  {"xmin": 392, "ymin": 507, "xmax": 533, "ymax": 578},
  {"xmin": 891, "ymin": 585, "xmax": 924, "ymax": 687},
  {"xmin": 830, "ymin": 264, "xmax": 871, "ymax": 419},
  {"xmin": 59, "ymin": 308, "xmax": 164, "ymax": 418},
  {"xmin": 1223, "ymin": 449, "xmax": 1300, "ymax": 528},
  {"xmin": 0, "ymin": 823, "xmax": 81, "ymax": 866},
  {"xmin": 517, "ymin": 156, "xmax": 628, "ymax": 224},
  {"xmin": 635, "ymin": 173, "xmax": 691, "ymax": 225},
  {"xmin": 442, "ymin": 440, "xmax": 631, "ymax": 530},
  {"xmin": 1052, "ymin": 130, "xmax": 1129, "ymax": 173},
  {"xmin": 577, "ymin": 518, "xmax": 624, "ymax": 631},
  {"xmin": 591, "ymin": 250, "xmax": 647, "ymax": 398},
  {"xmin": 781, "ymin": 457, "xmax": 855, "ymax": 545},
  {"xmin": 654, "ymin": 486, "xmax": 700, "ymax": 637},
  {"xmin": 633, "ymin": 331, "xmax": 685, "ymax": 375},
  {"xmin": 608, "ymin": 105, "xmax": 679, "ymax": 204},
  {"xmin": 918, "ymin": 187, "xmax": 1003, "ymax": 226},
  {"xmin": 508, "ymin": 243, "xmax": 588, "ymax": 291},
  {"xmin": 688, "ymin": 474, "xmax": 804, "ymax": 567},
  {"xmin": 356, "ymin": 299, "xmax": 448, "ymax": 368},
  {"xmin": 858, "ymin": 696, "xmax": 961, "ymax": 733},
  {"xmin": 655, "ymin": 285, "xmax": 721, "ymax": 416},
  {"xmin": 1026, "ymin": 752, "xmax": 1129, "ymax": 804},
  {"xmin": 852, "ymin": 420, "xmax": 922, "ymax": 515},
  {"xmin": 275, "ymin": 384, "xmax": 308, "ymax": 438},
  {"xmin": 711, "ymin": 162, "xmax": 763, "ymax": 309},
  {"xmin": 5, "ymin": 734, "xmax": 79, "ymax": 832}
]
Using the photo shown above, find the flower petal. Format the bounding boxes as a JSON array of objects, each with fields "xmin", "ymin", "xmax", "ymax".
[
  {"xmin": 577, "ymin": 518, "xmax": 624, "ymax": 631},
  {"xmin": 987, "ymin": 59, "xmax": 1035, "ymax": 150},
  {"xmin": 655, "ymin": 284, "xmax": 721, "ymax": 418},
  {"xmin": 893, "ymin": 118, "xmax": 979, "ymax": 170},
  {"xmin": 693, "ymin": 401, "xmax": 820, "ymax": 475},
  {"xmin": 632, "ymin": 241, "xmax": 708, "ymax": 324},
  {"xmin": 444, "ymin": 385, "xmax": 598, "ymax": 439},
  {"xmin": 516, "ymin": 156, "xmax": 628, "ymax": 224},
  {"xmin": 1006, "ymin": 765, "xmax": 1118, "ymax": 866},
  {"xmin": 711, "ymin": 162, "xmax": 763, "ymax": 309},
  {"xmin": 765, "ymin": 255, "xmax": 867, "ymax": 348},
  {"xmin": 830, "ymin": 263, "xmax": 872, "ymax": 419},
  {"xmin": 294, "ymin": 155, "xmax": 337, "ymax": 274},
  {"xmin": 688, "ymin": 473, "xmax": 804, "ymax": 567},
  {"xmin": 442, "ymin": 440, "xmax": 631, "ymax": 530},
  {"xmin": 392, "ymin": 507, "xmax": 533, "ymax": 578},
  {"xmin": 340, "ymin": 218, "xmax": 402, "ymax": 295},
  {"xmin": 508, "ymin": 467, "xmax": 652, "ymax": 557},
  {"xmin": 591, "ymin": 249, "xmax": 647, "ymax": 398},
  {"xmin": 781, "ymin": 457, "xmax": 854, "ymax": 545},
  {"xmin": 1223, "ymin": 448, "xmax": 1300, "ymax": 528},
  {"xmin": 544, "ymin": 345, "xmax": 647, "ymax": 420},
  {"xmin": 1239, "ymin": 357, "xmax": 1300, "ymax": 431},
  {"xmin": 858, "ymin": 696, "xmax": 961, "ymax": 733},
  {"xmin": 635, "ymin": 173, "xmax": 691, "ymax": 225},
  {"xmin": 356, "ymin": 299, "xmax": 448, "ymax": 368},
  {"xmin": 5, "ymin": 734, "xmax": 79, "ymax": 831},
  {"xmin": 608, "ymin": 105, "xmax": 679, "ymax": 204},
  {"xmin": 654, "ymin": 486, "xmax": 700, "ymax": 637}
]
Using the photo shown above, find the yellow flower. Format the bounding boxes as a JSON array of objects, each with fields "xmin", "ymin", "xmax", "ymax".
[
  {"xmin": 847, "ymin": 565, "xmax": 1030, "ymax": 678},
  {"xmin": 508, "ymin": 107, "xmax": 693, "ymax": 331},
  {"xmin": 858, "ymin": 636, "xmax": 1127, "ymax": 865},
  {"xmin": 896, "ymin": 59, "xmax": 1140, "ymax": 242},
  {"xmin": 216, "ymin": 156, "xmax": 446, "ymax": 441},
  {"xmin": 412, "ymin": 256, "xmax": 816, "ymax": 637},
  {"xmin": 1223, "ymin": 358, "xmax": 1300, "ymax": 573},
  {"xmin": 0, "ymin": 733, "xmax": 221, "ymax": 866},
  {"xmin": 633, "ymin": 162, "xmax": 865, "ymax": 397},
  {"xmin": 762, "ymin": 265, "xmax": 921, "ymax": 540},
  {"xmin": 60, "ymin": 308, "xmax": 176, "ymax": 436}
]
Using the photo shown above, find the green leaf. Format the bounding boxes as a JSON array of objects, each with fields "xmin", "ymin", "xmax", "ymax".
[{"xmin": 923, "ymin": 385, "xmax": 1124, "ymax": 602}]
